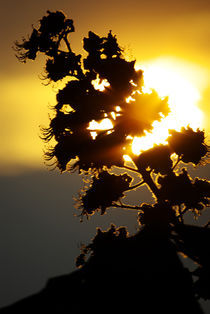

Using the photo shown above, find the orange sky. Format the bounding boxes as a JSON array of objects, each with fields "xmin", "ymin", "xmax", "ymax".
[{"xmin": 1, "ymin": 0, "xmax": 210, "ymax": 174}]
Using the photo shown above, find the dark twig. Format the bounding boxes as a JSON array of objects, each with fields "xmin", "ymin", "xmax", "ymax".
[
  {"xmin": 126, "ymin": 180, "xmax": 145, "ymax": 191},
  {"xmin": 177, "ymin": 206, "xmax": 188, "ymax": 221},
  {"xmin": 112, "ymin": 202, "xmax": 141, "ymax": 210},
  {"xmin": 178, "ymin": 205, "xmax": 184, "ymax": 223},
  {"xmin": 63, "ymin": 35, "xmax": 72, "ymax": 53},
  {"xmin": 122, "ymin": 165, "xmax": 140, "ymax": 173},
  {"xmin": 172, "ymin": 155, "xmax": 182, "ymax": 171}
]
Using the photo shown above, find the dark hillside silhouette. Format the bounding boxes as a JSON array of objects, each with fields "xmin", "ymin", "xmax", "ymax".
[{"xmin": 1, "ymin": 10, "xmax": 210, "ymax": 313}]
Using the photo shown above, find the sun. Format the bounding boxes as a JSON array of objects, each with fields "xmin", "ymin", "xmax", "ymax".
[
  {"xmin": 132, "ymin": 58, "xmax": 204, "ymax": 155},
  {"xmin": 89, "ymin": 57, "xmax": 206, "ymax": 159}
]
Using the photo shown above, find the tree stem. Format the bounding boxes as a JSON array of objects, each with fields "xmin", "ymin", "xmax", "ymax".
[
  {"xmin": 64, "ymin": 35, "xmax": 72, "ymax": 52},
  {"xmin": 126, "ymin": 180, "xmax": 145, "ymax": 191},
  {"xmin": 122, "ymin": 165, "xmax": 140, "ymax": 173},
  {"xmin": 172, "ymin": 155, "xmax": 182, "ymax": 171},
  {"xmin": 112, "ymin": 203, "xmax": 141, "ymax": 210},
  {"xmin": 140, "ymin": 169, "xmax": 160, "ymax": 200}
]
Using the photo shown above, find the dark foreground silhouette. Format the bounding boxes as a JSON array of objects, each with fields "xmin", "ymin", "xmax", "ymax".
[
  {"xmin": 2, "ymin": 10, "xmax": 209, "ymax": 313},
  {"xmin": 0, "ymin": 225, "xmax": 210, "ymax": 314},
  {"xmin": 1, "ymin": 224, "xmax": 209, "ymax": 313}
]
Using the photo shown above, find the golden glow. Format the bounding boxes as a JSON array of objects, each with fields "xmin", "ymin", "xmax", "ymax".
[
  {"xmin": 60, "ymin": 104, "xmax": 73, "ymax": 114},
  {"xmin": 126, "ymin": 95, "xmax": 135, "ymax": 103},
  {"xmin": 110, "ymin": 111, "xmax": 116, "ymax": 120},
  {"xmin": 123, "ymin": 154, "xmax": 133, "ymax": 162},
  {"xmin": 0, "ymin": 76, "xmax": 54, "ymax": 174},
  {"xmin": 132, "ymin": 58, "xmax": 206, "ymax": 155},
  {"xmin": 115, "ymin": 106, "xmax": 121, "ymax": 112},
  {"xmin": 90, "ymin": 131, "xmax": 97, "ymax": 140},
  {"xmin": 88, "ymin": 118, "xmax": 113, "ymax": 131},
  {"xmin": 88, "ymin": 118, "xmax": 114, "ymax": 139},
  {"xmin": 91, "ymin": 75, "xmax": 110, "ymax": 91},
  {"xmin": 1, "ymin": 59, "xmax": 209, "ymax": 174}
]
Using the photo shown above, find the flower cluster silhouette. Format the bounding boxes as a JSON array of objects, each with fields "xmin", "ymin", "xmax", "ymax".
[{"xmin": 7, "ymin": 10, "xmax": 210, "ymax": 314}]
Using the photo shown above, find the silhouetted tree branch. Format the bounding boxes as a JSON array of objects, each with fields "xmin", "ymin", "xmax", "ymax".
[{"xmin": 2, "ymin": 9, "xmax": 209, "ymax": 314}]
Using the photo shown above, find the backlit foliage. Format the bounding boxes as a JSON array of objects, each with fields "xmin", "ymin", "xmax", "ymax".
[
  {"xmin": 15, "ymin": 11, "xmax": 210, "ymax": 312},
  {"xmin": 15, "ymin": 10, "xmax": 170, "ymax": 174}
]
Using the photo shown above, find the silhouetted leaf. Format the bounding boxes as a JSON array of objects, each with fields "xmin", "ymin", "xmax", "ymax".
[
  {"xmin": 158, "ymin": 168, "xmax": 210, "ymax": 214},
  {"xmin": 45, "ymin": 52, "xmax": 82, "ymax": 81},
  {"xmin": 78, "ymin": 171, "xmax": 132, "ymax": 216},
  {"xmin": 39, "ymin": 11, "xmax": 67, "ymax": 36},
  {"xmin": 138, "ymin": 202, "xmax": 176, "ymax": 228},
  {"xmin": 168, "ymin": 127, "xmax": 209, "ymax": 165},
  {"xmin": 135, "ymin": 144, "xmax": 173, "ymax": 174},
  {"xmin": 116, "ymin": 91, "xmax": 169, "ymax": 136}
]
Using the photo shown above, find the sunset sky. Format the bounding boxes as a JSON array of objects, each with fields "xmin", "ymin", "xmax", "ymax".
[
  {"xmin": 0, "ymin": 0, "xmax": 210, "ymax": 174},
  {"xmin": 0, "ymin": 0, "xmax": 210, "ymax": 310}
]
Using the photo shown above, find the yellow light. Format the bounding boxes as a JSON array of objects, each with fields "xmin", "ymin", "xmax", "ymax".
[
  {"xmin": 90, "ymin": 131, "xmax": 97, "ymax": 140},
  {"xmin": 110, "ymin": 111, "xmax": 116, "ymax": 120},
  {"xmin": 126, "ymin": 95, "xmax": 135, "ymax": 103},
  {"xmin": 130, "ymin": 80, "xmax": 138, "ymax": 87},
  {"xmin": 115, "ymin": 106, "xmax": 121, "ymax": 112},
  {"xmin": 123, "ymin": 154, "xmax": 133, "ymax": 162},
  {"xmin": 132, "ymin": 58, "xmax": 205, "ymax": 155},
  {"xmin": 91, "ymin": 75, "xmax": 110, "ymax": 91},
  {"xmin": 88, "ymin": 118, "xmax": 114, "ymax": 139},
  {"xmin": 97, "ymin": 118, "xmax": 113, "ymax": 130}
]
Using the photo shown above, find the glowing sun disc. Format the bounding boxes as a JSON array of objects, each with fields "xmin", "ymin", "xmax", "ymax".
[{"xmin": 132, "ymin": 58, "xmax": 204, "ymax": 155}]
